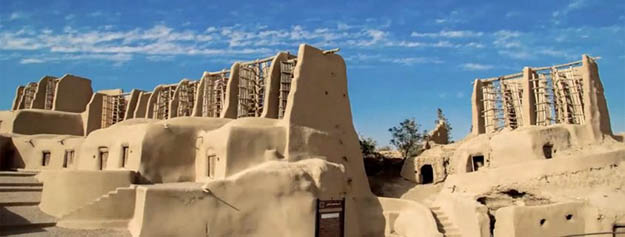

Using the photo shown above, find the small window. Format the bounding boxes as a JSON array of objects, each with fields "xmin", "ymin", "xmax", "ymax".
[
  {"xmin": 63, "ymin": 150, "xmax": 74, "ymax": 168},
  {"xmin": 467, "ymin": 155, "xmax": 484, "ymax": 172},
  {"xmin": 121, "ymin": 146, "xmax": 129, "ymax": 168},
  {"xmin": 543, "ymin": 144, "xmax": 553, "ymax": 159},
  {"xmin": 42, "ymin": 151, "xmax": 51, "ymax": 166},
  {"xmin": 98, "ymin": 147, "xmax": 109, "ymax": 170},
  {"xmin": 207, "ymin": 154, "xmax": 217, "ymax": 177}
]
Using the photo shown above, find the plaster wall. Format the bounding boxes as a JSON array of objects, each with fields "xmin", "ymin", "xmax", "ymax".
[
  {"xmin": 83, "ymin": 93, "xmax": 104, "ymax": 135},
  {"xmin": 378, "ymin": 197, "xmax": 442, "ymax": 236},
  {"xmin": 220, "ymin": 63, "xmax": 240, "ymax": 119},
  {"xmin": 133, "ymin": 92, "xmax": 151, "ymax": 118},
  {"xmin": 52, "ymin": 74, "xmax": 93, "ymax": 113},
  {"xmin": 77, "ymin": 119, "xmax": 149, "ymax": 172},
  {"xmin": 129, "ymin": 159, "xmax": 350, "ymax": 237},
  {"xmin": 434, "ymin": 193, "xmax": 491, "ymax": 237},
  {"xmin": 11, "ymin": 109, "xmax": 84, "ymax": 135},
  {"xmin": 30, "ymin": 76, "xmax": 55, "ymax": 109},
  {"xmin": 494, "ymin": 202, "xmax": 598, "ymax": 237},
  {"xmin": 124, "ymin": 89, "xmax": 142, "ymax": 120},
  {"xmin": 260, "ymin": 52, "xmax": 290, "ymax": 119},
  {"xmin": 11, "ymin": 135, "xmax": 83, "ymax": 170},
  {"xmin": 38, "ymin": 170, "xmax": 135, "ymax": 217},
  {"xmin": 12, "ymin": 86, "xmax": 24, "ymax": 111}
]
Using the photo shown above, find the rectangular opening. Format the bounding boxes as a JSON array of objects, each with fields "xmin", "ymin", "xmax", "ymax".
[
  {"xmin": 471, "ymin": 155, "xmax": 484, "ymax": 172},
  {"xmin": 42, "ymin": 151, "xmax": 51, "ymax": 167},
  {"xmin": 63, "ymin": 150, "xmax": 74, "ymax": 168},
  {"xmin": 121, "ymin": 145, "xmax": 129, "ymax": 168},
  {"xmin": 543, "ymin": 144, "xmax": 553, "ymax": 159},
  {"xmin": 207, "ymin": 154, "xmax": 216, "ymax": 177},
  {"xmin": 98, "ymin": 147, "xmax": 108, "ymax": 170}
]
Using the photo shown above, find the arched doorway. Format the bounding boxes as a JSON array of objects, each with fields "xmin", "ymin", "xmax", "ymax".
[{"xmin": 420, "ymin": 164, "xmax": 434, "ymax": 184}]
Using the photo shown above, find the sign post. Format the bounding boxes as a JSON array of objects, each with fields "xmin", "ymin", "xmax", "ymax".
[{"xmin": 315, "ymin": 198, "xmax": 345, "ymax": 237}]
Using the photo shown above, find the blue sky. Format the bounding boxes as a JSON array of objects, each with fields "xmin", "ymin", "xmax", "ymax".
[{"xmin": 1, "ymin": 0, "xmax": 624, "ymax": 145}]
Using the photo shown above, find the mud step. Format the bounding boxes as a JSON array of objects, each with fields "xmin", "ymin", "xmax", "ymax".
[
  {"xmin": 0, "ymin": 186, "xmax": 43, "ymax": 192},
  {"xmin": 0, "ymin": 205, "xmax": 56, "ymax": 228},
  {"xmin": 0, "ymin": 191, "xmax": 42, "ymax": 205},
  {"xmin": 0, "ymin": 171, "xmax": 37, "ymax": 177}
]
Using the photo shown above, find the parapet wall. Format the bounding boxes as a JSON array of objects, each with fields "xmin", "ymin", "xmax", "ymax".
[{"xmin": 471, "ymin": 55, "xmax": 612, "ymax": 143}]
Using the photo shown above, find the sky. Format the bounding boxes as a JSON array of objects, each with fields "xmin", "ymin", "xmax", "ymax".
[{"xmin": 0, "ymin": 0, "xmax": 624, "ymax": 146}]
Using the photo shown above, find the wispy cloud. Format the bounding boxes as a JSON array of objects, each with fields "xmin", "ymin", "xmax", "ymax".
[
  {"xmin": 9, "ymin": 12, "xmax": 27, "ymax": 21},
  {"xmin": 461, "ymin": 63, "xmax": 493, "ymax": 71},
  {"xmin": 411, "ymin": 30, "xmax": 483, "ymax": 38}
]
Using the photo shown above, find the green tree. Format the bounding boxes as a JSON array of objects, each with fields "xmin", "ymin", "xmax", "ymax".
[
  {"xmin": 359, "ymin": 136, "xmax": 378, "ymax": 159},
  {"xmin": 388, "ymin": 118, "xmax": 425, "ymax": 159},
  {"xmin": 435, "ymin": 108, "xmax": 453, "ymax": 142}
]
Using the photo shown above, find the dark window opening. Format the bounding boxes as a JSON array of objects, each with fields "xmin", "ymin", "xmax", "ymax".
[
  {"xmin": 63, "ymin": 150, "xmax": 74, "ymax": 168},
  {"xmin": 121, "ymin": 146, "xmax": 129, "ymax": 168},
  {"xmin": 540, "ymin": 219, "xmax": 547, "ymax": 226},
  {"xmin": 543, "ymin": 144, "xmax": 553, "ymax": 159},
  {"xmin": 565, "ymin": 214, "xmax": 573, "ymax": 221},
  {"xmin": 42, "ymin": 151, "xmax": 51, "ymax": 166},
  {"xmin": 467, "ymin": 155, "xmax": 484, "ymax": 172},
  {"xmin": 420, "ymin": 164, "xmax": 434, "ymax": 184},
  {"xmin": 98, "ymin": 147, "xmax": 108, "ymax": 170},
  {"xmin": 207, "ymin": 154, "xmax": 216, "ymax": 177}
]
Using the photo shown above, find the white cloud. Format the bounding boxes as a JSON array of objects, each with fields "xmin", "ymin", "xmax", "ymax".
[
  {"xmin": 553, "ymin": 0, "xmax": 587, "ymax": 18},
  {"xmin": 20, "ymin": 58, "xmax": 45, "ymax": 64},
  {"xmin": 64, "ymin": 14, "xmax": 75, "ymax": 20},
  {"xmin": 9, "ymin": 12, "xmax": 27, "ymax": 21},
  {"xmin": 461, "ymin": 63, "xmax": 493, "ymax": 71},
  {"xmin": 411, "ymin": 30, "xmax": 483, "ymax": 38},
  {"xmin": 89, "ymin": 11, "xmax": 104, "ymax": 17},
  {"xmin": 384, "ymin": 57, "xmax": 443, "ymax": 65}
]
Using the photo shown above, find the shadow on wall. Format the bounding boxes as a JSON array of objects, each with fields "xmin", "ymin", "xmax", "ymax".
[
  {"xmin": 0, "ymin": 138, "xmax": 23, "ymax": 170},
  {"xmin": 0, "ymin": 206, "xmax": 51, "ymax": 235}
]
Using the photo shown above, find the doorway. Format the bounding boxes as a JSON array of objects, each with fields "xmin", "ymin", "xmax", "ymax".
[
  {"xmin": 98, "ymin": 147, "xmax": 108, "ymax": 170},
  {"xmin": 420, "ymin": 164, "xmax": 434, "ymax": 184}
]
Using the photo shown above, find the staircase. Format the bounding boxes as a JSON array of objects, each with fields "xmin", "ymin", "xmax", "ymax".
[
  {"xmin": 0, "ymin": 171, "xmax": 57, "ymax": 235},
  {"xmin": 423, "ymin": 196, "xmax": 462, "ymax": 237},
  {"xmin": 58, "ymin": 186, "xmax": 136, "ymax": 229}
]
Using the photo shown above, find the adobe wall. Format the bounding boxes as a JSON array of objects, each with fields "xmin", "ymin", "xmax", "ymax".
[
  {"xmin": 260, "ymin": 52, "xmax": 290, "ymax": 119},
  {"xmin": 53, "ymin": 74, "xmax": 93, "ymax": 113},
  {"xmin": 471, "ymin": 79, "xmax": 485, "ymax": 135},
  {"xmin": 124, "ymin": 90, "xmax": 142, "ymax": 120},
  {"xmin": 30, "ymin": 76, "xmax": 56, "ymax": 109},
  {"xmin": 83, "ymin": 93, "xmax": 104, "ymax": 135},
  {"xmin": 133, "ymin": 92, "xmax": 151, "ymax": 118},
  {"xmin": 11, "ymin": 110, "xmax": 84, "ymax": 136},
  {"xmin": 12, "ymin": 86, "xmax": 24, "ymax": 111},
  {"xmin": 11, "ymin": 135, "xmax": 83, "ymax": 170},
  {"xmin": 38, "ymin": 170, "xmax": 135, "ymax": 217},
  {"xmin": 494, "ymin": 202, "xmax": 599, "ymax": 236},
  {"xmin": 0, "ymin": 111, "xmax": 14, "ymax": 134},
  {"xmin": 145, "ymin": 86, "xmax": 163, "ymax": 119},
  {"xmin": 77, "ymin": 119, "xmax": 149, "ymax": 173},
  {"xmin": 196, "ymin": 118, "xmax": 284, "ymax": 181},
  {"xmin": 582, "ymin": 55, "xmax": 613, "ymax": 141},
  {"xmin": 220, "ymin": 63, "xmax": 240, "ymax": 119},
  {"xmin": 129, "ymin": 159, "xmax": 351, "ymax": 237},
  {"xmin": 279, "ymin": 44, "xmax": 373, "ymax": 236},
  {"xmin": 191, "ymin": 72, "xmax": 208, "ymax": 117}
]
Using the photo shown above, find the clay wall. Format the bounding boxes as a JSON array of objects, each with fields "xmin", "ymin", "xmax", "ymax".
[
  {"xmin": 10, "ymin": 135, "xmax": 83, "ymax": 170},
  {"xmin": 52, "ymin": 74, "xmax": 93, "ymax": 113},
  {"xmin": 133, "ymin": 92, "xmax": 151, "ymax": 118},
  {"xmin": 39, "ymin": 170, "xmax": 135, "ymax": 217},
  {"xmin": 124, "ymin": 89, "xmax": 142, "ymax": 120},
  {"xmin": 11, "ymin": 110, "xmax": 84, "ymax": 135},
  {"xmin": 494, "ymin": 202, "xmax": 598, "ymax": 236}
]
